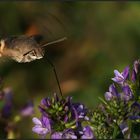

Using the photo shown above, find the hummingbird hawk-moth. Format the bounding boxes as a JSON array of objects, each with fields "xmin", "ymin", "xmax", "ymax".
[
  {"xmin": 0, "ymin": 34, "xmax": 65, "ymax": 97},
  {"xmin": 0, "ymin": 35, "xmax": 66, "ymax": 63}
]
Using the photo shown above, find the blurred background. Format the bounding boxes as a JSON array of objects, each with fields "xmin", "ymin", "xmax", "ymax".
[{"xmin": 0, "ymin": 1, "xmax": 140, "ymax": 138}]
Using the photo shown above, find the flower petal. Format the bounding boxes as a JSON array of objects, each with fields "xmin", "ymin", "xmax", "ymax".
[
  {"xmin": 105, "ymin": 92, "xmax": 112, "ymax": 101},
  {"xmin": 81, "ymin": 126, "xmax": 94, "ymax": 139},
  {"xmin": 122, "ymin": 85, "xmax": 133, "ymax": 101},
  {"xmin": 32, "ymin": 126, "xmax": 48, "ymax": 135},
  {"xmin": 51, "ymin": 132, "xmax": 62, "ymax": 139},
  {"xmin": 131, "ymin": 69, "xmax": 137, "ymax": 82},
  {"xmin": 32, "ymin": 117, "xmax": 42, "ymax": 125},
  {"xmin": 21, "ymin": 106, "xmax": 34, "ymax": 117},
  {"xmin": 114, "ymin": 70, "xmax": 123, "ymax": 78},
  {"xmin": 42, "ymin": 116, "xmax": 51, "ymax": 130},
  {"xmin": 134, "ymin": 60, "xmax": 140, "ymax": 74},
  {"xmin": 122, "ymin": 66, "xmax": 129, "ymax": 79}
]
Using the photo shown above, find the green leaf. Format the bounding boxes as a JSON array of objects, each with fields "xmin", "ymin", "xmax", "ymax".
[
  {"xmin": 131, "ymin": 122, "xmax": 140, "ymax": 138},
  {"xmin": 112, "ymin": 124, "xmax": 123, "ymax": 139},
  {"xmin": 98, "ymin": 97, "xmax": 108, "ymax": 105}
]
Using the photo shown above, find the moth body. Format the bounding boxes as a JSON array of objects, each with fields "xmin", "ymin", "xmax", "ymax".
[{"xmin": 0, "ymin": 35, "xmax": 45, "ymax": 63}]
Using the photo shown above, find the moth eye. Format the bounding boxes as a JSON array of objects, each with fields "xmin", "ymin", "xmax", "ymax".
[
  {"xmin": 27, "ymin": 55, "xmax": 32, "ymax": 61},
  {"xmin": 30, "ymin": 50, "xmax": 36, "ymax": 56}
]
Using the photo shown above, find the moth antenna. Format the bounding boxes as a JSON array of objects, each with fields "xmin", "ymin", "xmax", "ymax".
[
  {"xmin": 41, "ymin": 37, "xmax": 67, "ymax": 48},
  {"xmin": 23, "ymin": 37, "xmax": 67, "ymax": 57}
]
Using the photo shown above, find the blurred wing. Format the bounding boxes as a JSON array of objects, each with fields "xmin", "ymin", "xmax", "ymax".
[
  {"xmin": 29, "ymin": 34, "xmax": 44, "ymax": 44},
  {"xmin": 24, "ymin": 10, "xmax": 67, "ymax": 44}
]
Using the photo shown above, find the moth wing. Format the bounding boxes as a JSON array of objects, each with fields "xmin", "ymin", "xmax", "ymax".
[{"xmin": 29, "ymin": 34, "xmax": 44, "ymax": 44}]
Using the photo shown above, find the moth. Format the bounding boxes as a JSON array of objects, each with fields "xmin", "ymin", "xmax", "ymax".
[
  {"xmin": 0, "ymin": 34, "xmax": 65, "ymax": 97},
  {"xmin": 0, "ymin": 35, "xmax": 66, "ymax": 63}
]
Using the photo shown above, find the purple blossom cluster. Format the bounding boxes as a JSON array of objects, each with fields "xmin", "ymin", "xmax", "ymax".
[
  {"xmin": 0, "ymin": 88, "xmax": 13, "ymax": 119},
  {"xmin": 0, "ymin": 86, "xmax": 34, "ymax": 138},
  {"xmin": 105, "ymin": 60, "xmax": 140, "ymax": 109},
  {"xmin": 32, "ymin": 59, "xmax": 140, "ymax": 139},
  {"xmin": 105, "ymin": 61, "xmax": 138, "ymax": 102},
  {"xmin": 103, "ymin": 60, "xmax": 140, "ymax": 138},
  {"xmin": 105, "ymin": 66, "xmax": 133, "ymax": 101},
  {"xmin": 32, "ymin": 93, "xmax": 94, "ymax": 139}
]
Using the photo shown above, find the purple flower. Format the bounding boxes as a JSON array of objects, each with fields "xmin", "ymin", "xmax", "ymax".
[
  {"xmin": 131, "ymin": 102, "xmax": 140, "ymax": 110},
  {"xmin": 41, "ymin": 98, "xmax": 51, "ymax": 108},
  {"xmin": 1, "ymin": 88, "xmax": 13, "ymax": 118},
  {"xmin": 72, "ymin": 103, "xmax": 89, "ymax": 120},
  {"xmin": 131, "ymin": 60, "xmax": 140, "ymax": 82},
  {"xmin": 134, "ymin": 60, "xmax": 140, "ymax": 74},
  {"xmin": 119, "ymin": 122, "xmax": 129, "ymax": 135},
  {"xmin": 105, "ymin": 92, "xmax": 112, "ymax": 101},
  {"xmin": 33, "ymin": 93, "xmax": 90, "ymax": 139},
  {"xmin": 112, "ymin": 66, "xmax": 129, "ymax": 85},
  {"xmin": 2, "ymin": 104, "xmax": 12, "ymax": 118},
  {"xmin": 20, "ymin": 101, "xmax": 34, "ymax": 117},
  {"xmin": 129, "ymin": 116, "xmax": 140, "ymax": 120},
  {"xmin": 51, "ymin": 129, "xmax": 78, "ymax": 139},
  {"xmin": 32, "ymin": 116, "xmax": 51, "ymax": 136},
  {"xmin": 39, "ymin": 94, "xmax": 88, "ymax": 125},
  {"xmin": 131, "ymin": 69, "xmax": 137, "ymax": 82},
  {"xmin": 105, "ymin": 84, "xmax": 119, "ymax": 101},
  {"xmin": 81, "ymin": 126, "xmax": 94, "ymax": 139},
  {"xmin": 122, "ymin": 85, "xmax": 133, "ymax": 101},
  {"xmin": 62, "ymin": 129, "xmax": 77, "ymax": 139},
  {"xmin": 129, "ymin": 102, "xmax": 140, "ymax": 120},
  {"xmin": 51, "ymin": 132, "xmax": 63, "ymax": 139}
]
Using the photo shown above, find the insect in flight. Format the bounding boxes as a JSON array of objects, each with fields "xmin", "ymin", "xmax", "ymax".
[
  {"xmin": 0, "ymin": 35, "xmax": 66, "ymax": 63},
  {"xmin": 0, "ymin": 34, "xmax": 66, "ymax": 97}
]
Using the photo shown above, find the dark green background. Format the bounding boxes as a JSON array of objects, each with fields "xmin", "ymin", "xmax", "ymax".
[{"xmin": 0, "ymin": 2, "xmax": 139, "ymax": 138}]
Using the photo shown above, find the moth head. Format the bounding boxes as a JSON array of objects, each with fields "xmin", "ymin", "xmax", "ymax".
[{"xmin": 21, "ymin": 48, "xmax": 44, "ymax": 63}]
